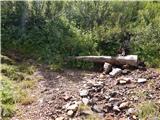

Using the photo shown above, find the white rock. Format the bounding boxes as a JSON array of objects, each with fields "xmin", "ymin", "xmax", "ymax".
[
  {"xmin": 113, "ymin": 105, "xmax": 120, "ymax": 112},
  {"xmin": 127, "ymin": 108, "xmax": 136, "ymax": 115},
  {"xmin": 82, "ymin": 98, "xmax": 89, "ymax": 105},
  {"xmin": 109, "ymin": 68, "xmax": 122, "ymax": 77},
  {"xmin": 137, "ymin": 78, "xmax": 147, "ymax": 83},
  {"xmin": 109, "ymin": 98, "xmax": 120, "ymax": 102},
  {"xmin": 119, "ymin": 80, "xmax": 127, "ymax": 84},
  {"xmin": 132, "ymin": 115, "xmax": 137, "ymax": 120},
  {"xmin": 79, "ymin": 90, "xmax": 88, "ymax": 97},
  {"xmin": 66, "ymin": 104, "xmax": 78, "ymax": 111},
  {"xmin": 103, "ymin": 62, "xmax": 112, "ymax": 74},
  {"xmin": 67, "ymin": 110, "xmax": 74, "ymax": 116},
  {"xmin": 63, "ymin": 102, "xmax": 71, "ymax": 110},
  {"xmin": 119, "ymin": 102, "xmax": 129, "ymax": 109}
]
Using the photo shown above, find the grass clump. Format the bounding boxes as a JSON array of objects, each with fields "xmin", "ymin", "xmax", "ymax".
[
  {"xmin": 1, "ymin": 76, "xmax": 16, "ymax": 118},
  {"xmin": 137, "ymin": 101, "xmax": 160, "ymax": 120},
  {"xmin": 1, "ymin": 55, "xmax": 38, "ymax": 119},
  {"xmin": 77, "ymin": 104, "xmax": 100, "ymax": 120}
]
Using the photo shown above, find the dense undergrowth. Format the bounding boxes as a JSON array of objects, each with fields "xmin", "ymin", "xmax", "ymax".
[
  {"xmin": 0, "ymin": 55, "xmax": 39, "ymax": 119},
  {"xmin": 1, "ymin": 2, "xmax": 160, "ymax": 118},
  {"xmin": 1, "ymin": 1, "xmax": 160, "ymax": 69}
]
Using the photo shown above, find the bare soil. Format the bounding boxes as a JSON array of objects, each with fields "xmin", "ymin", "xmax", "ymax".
[{"xmin": 11, "ymin": 64, "xmax": 160, "ymax": 120}]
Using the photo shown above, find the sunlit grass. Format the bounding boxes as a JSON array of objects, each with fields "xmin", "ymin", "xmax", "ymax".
[
  {"xmin": 1, "ymin": 55, "xmax": 38, "ymax": 119},
  {"xmin": 137, "ymin": 101, "xmax": 160, "ymax": 120}
]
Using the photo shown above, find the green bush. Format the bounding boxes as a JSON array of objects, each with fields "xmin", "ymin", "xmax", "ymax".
[{"xmin": 1, "ymin": 1, "xmax": 160, "ymax": 68}]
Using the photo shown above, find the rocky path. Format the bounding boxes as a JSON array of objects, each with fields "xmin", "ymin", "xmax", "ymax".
[{"xmin": 11, "ymin": 66, "xmax": 160, "ymax": 120}]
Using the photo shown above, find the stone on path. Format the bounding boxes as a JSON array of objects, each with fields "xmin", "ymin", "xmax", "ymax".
[
  {"xmin": 103, "ymin": 62, "xmax": 112, "ymax": 74},
  {"xmin": 66, "ymin": 104, "xmax": 78, "ymax": 111},
  {"xmin": 119, "ymin": 102, "xmax": 129, "ymax": 109},
  {"xmin": 113, "ymin": 105, "xmax": 120, "ymax": 112},
  {"xmin": 137, "ymin": 78, "xmax": 147, "ymax": 83},
  {"xmin": 127, "ymin": 108, "xmax": 136, "ymax": 115},
  {"xmin": 82, "ymin": 98, "xmax": 89, "ymax": 105},
  {"xmin": 79, "ymin": 90, "xmax": 89, "ymax": 97},
  {"xmin": 109, "ymin": 68, "xmax": 122, "ymax": 77},
  {"xmin": 67, "ymin": 110, "xmax": 74, "ymax": 116}
]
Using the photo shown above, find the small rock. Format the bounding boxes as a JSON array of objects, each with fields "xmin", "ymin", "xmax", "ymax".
[
  {"xmin": 67, "ymin": 110, "xmax": 74, "ymax": 116},
  {"xmin": 82, "ymin": 98, "xmax": 89, "ymax": 105},
  {"xmin": 55, "ymin": 117, "xmax": 65, "ymax": 120},
  {"xmin": 79, "ymin": 90, "xmax": 88, "ymax": 97},
  {"xmin": 137, "ymin": 78, "xmax": 147, "ymax": 83},
  {"xmin": 127, "ymin": 108, "xmax": 136, "ymax": 115},
  {"xmin": 123, "ymin": 77, "xmax": 132, "ymax": 82},
  {"xmin": 119, "ymin": 102, "xmax": 129, "ymax": 109},
  {"xmin": 113, "ymin": 105, "xmax": 120, "ymax": 112},
  {"xmin": 119, "ymin": 80, "xmax": 127, "ymax": 84},
  {"xmin": 117, "ymin": 77, "xmax": 132, "ymax": 84},
  {"xmin": 132, "ymin": 115, "xmax": 137, "ymax": 120},
  {"xmin": 122, "ymin": 69, "xmax": 130, "ymax": 75},
  {"xmin": 109, "ymin": 98, "xmax": 120, "ymax": 102},
  {"xmin": 63, "ymin": 95, "xmax": 72, "ymax": 101},
  {"xmin": 105, "ymin": 103, "xmax": 112, "ymax": 108},
  {"xmin": 92, "ymin": 105, "xmax": 103, "ymax": 113},
  {"xmin": 99, "ymin": 74, "xmax": 105, "ymax": 79},
  {"xmin": 105, "ymin": 95, "xmax": 110, "ymax": 100},
  {"xmin": 103, "ymin": 62, "xmax": 112, "ymax": 74},
  {"xmin": 63, "ymin": 102, "xmax": 71, "ymax": 110},
  {"xmin": 66, "ymin": 103, "xmax": 78, "ymax": 111},
  {"xmin": 133, "ymin": 96, "xmax": 139, "ymax": 101},
  {"xmin": 93, "ymin": 81, "xmax": 104, "ymax": 87},
  {"xmin": 109, "ymin": 68, "xmax": 122, "ymax": 77}
]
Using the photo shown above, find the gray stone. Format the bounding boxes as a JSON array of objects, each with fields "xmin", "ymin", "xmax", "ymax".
[
  {"xmin": 109, "ymin": 68, "xmax": 122, "ymax": 77},
  {"xmin": 79, "ymin": 90, "xmax": 88, "ymax": 97},
  {"xmin": 109, "ymin": 98, "xmax": 120, "ymax": 102},
  {"xmin": 66, "ymin": 103, "xmax": 78, "ymax": 111},
  {"xmin": 92, "ymin": 105, "xmax": 103, "ymax": 113},
  {"xmin": 82, "ymin": 98, "xmax": 89, "ymax": 105},
  {"xmin": 67, "ymin": 110, "xmax": 74, "ymax": 116},
  {"xmin": 113, "ymin": 105, "xmax": 120, "ymax": 112},
  {"xmin": 105, "ymin": 103, "xmax": 112, "ymax": 109},
  {"xmin": 137, "ymin": 78, "xmax": 147, "ymax": 83},
  {"xmin": 122, "ymin": 69, "xmax": 130, "ymax": 75},
  {"xmin": 119, "ymin": 102, "xmax": 129, "ymax": 109},
  {"xmin": 105, "ymin": 95, "xmax": 110, "ymax": 100},
  {"xmin": 127, "ymin": 108, "xmax": 136, "ymax": 115},
  {"xmin": 133, "ymin": 96, "xmax": 139, "ymax": 101},
  {"xmin": 119, "ymin": 80, "xmax": 127, "ymax": 84},
  {"xmin": 103, "ymin": 62, "xmax": 112, "ymax": 74},
  {"xmin": 63, "ymin": 95, "xmax": 72, "ymax": 101},
  {"xmin": 93, "ymin": 81, "xmax": 104, "ymax": 87}
]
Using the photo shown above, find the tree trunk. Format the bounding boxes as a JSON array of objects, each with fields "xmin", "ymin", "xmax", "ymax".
[{"xmin": 70, "ymin": 55, "xmax": 138, "ymax": 66}]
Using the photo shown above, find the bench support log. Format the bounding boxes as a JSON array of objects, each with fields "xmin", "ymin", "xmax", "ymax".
[{"xmin": 70, "ymin": 55, "xmax": 138, "ymax": 66}]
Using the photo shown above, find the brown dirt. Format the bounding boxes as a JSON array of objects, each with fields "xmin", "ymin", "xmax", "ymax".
[{"xmin": 11, "ymin": 64, "xmax": 160, "ymax": 120}]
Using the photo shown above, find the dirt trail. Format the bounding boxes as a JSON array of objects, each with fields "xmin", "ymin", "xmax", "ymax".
[{"xmin": 11, "ymin": 65, "xmax": 160, "ymax": 120}]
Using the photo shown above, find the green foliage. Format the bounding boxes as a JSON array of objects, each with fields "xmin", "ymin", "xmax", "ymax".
[
  {"xmin": 1, "ymin": 55, "xmax": 37, "ymax": 119},
  {"xmin": 1, "ymin": 76, "xmax": 16, "ymax": 118},
  {"xmin": 1, "ymin": 1, "xmax": 160, "ymax": 68}
]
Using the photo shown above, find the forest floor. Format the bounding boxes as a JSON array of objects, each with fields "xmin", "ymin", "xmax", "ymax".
[{"xmin": 2, "ymin": 53, "xmax": 160, "ymax": 120}]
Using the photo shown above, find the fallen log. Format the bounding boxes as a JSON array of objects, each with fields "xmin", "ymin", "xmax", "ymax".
[{"xmin": 69, "ymin": 55, "xmax": 138, "ymax": 66}]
